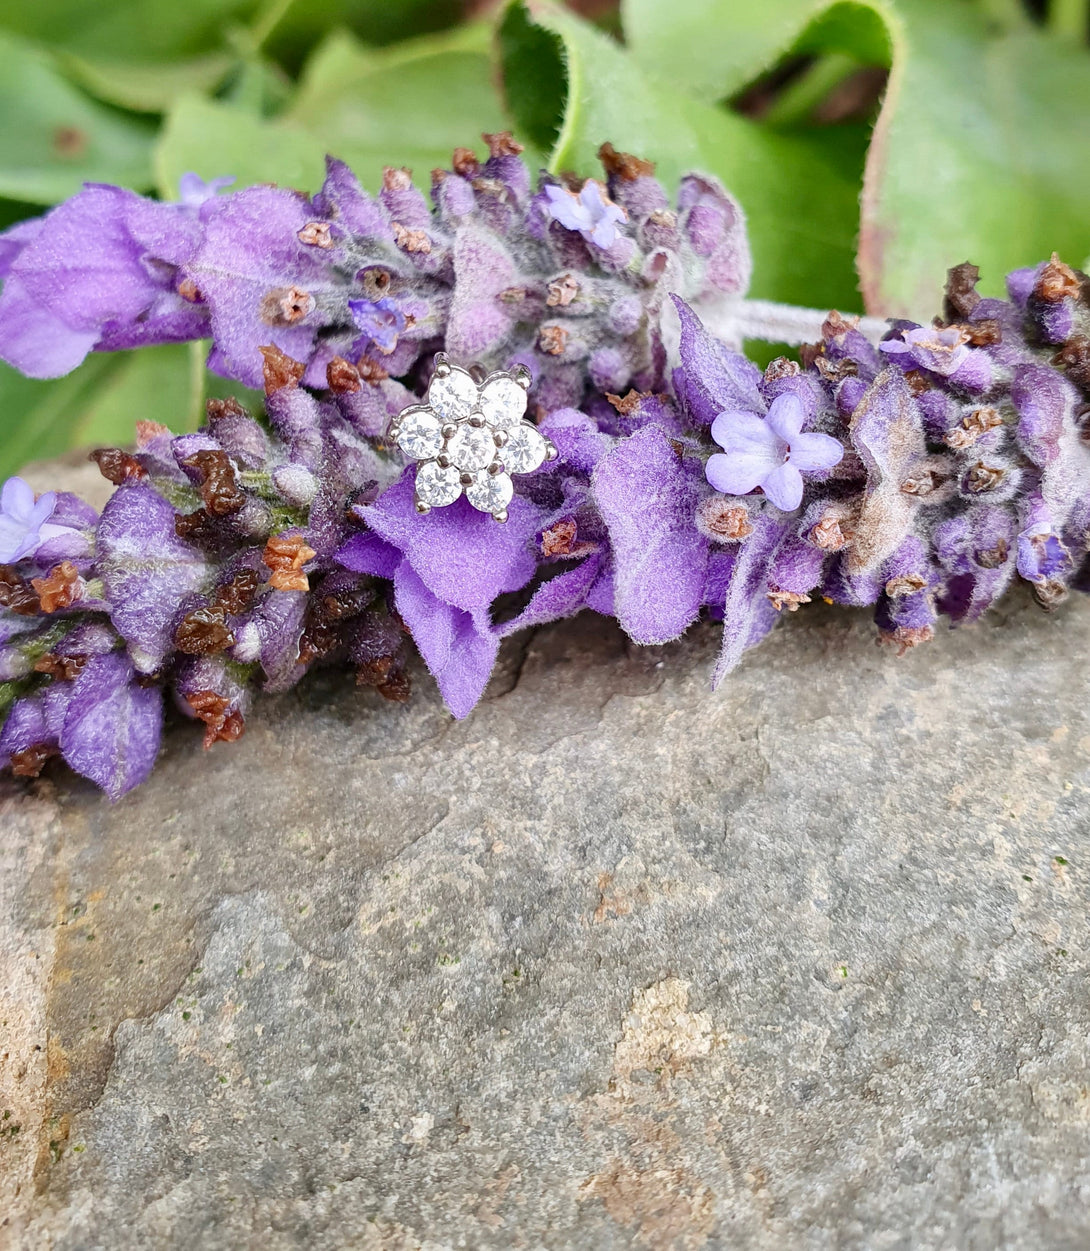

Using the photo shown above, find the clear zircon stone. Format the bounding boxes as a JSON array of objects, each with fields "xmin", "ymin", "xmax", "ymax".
[
  {"xmin": 446, "ymin": 423, "xmax": 496, "ymax": 472},
  {"xmin": 427, "ymin": 367, "xmax": 479, "ymax": 422},
  {"xmin": 465, "ymin": 469, "xmax": 514, "ymax": 515},
  {"xmin": 478, "ymin": 375, "xmax": 527, "ymax": 429},
  {"xmin": 501, "ymin": 423, "xmax": 548, "ymax": 474},
  {"xmin": 415, "ymin": 460, "xmax": 463, "ymax": 507},
  {"xmin": 396, "ymin": 408, "xmax": 443, "ymax": 460}
]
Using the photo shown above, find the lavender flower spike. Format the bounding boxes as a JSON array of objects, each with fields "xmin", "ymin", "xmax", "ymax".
[
  {"xmin": 706, "ymin": 394, "xmax": 843, "ymax": 511},
  {"xmin": 0, "ymin": 477, "xmax": 59, "ymax": 563}
]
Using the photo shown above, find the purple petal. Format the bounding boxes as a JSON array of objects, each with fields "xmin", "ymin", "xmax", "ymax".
[
  {"xmin": 710, "ymin": 409, "xmax": 779, "ymax": 456},
  {"xmin": 714, "ymin": 512, "xmax": 787, "ymax": 685},
  {"xmin": 334, "ymin": 530, "xmax": 402, "ymax": 580},
  {"xmin": 705, "ymin": 451, "xmax": 771, "ymax": 497},
  {"xmin": 1, "ymin": 476, "xmax": 36, "ymax": 520},
  {"xmin": 361, "ymin": 472, "xmax": 542, "ymax": 615},
  {"xmin": 592, "ymin": 424, "xmax": 709, "ymax": 645},
  {"xmin": 59, "ymin": 651, "xmax": 162, "ymax": 800},
  {"xmin": 495, "ymin": 554, "xmax": 604, "ymax": 637},
  {"xmin": 765, "ymin": 393, "xmax": 805, "ymax": 441},
  {"xmin": 760, "ymin": 462, "xmax": 804, "ymax": 512},
  {"xmin": 672, "ymin": 296, "xmax": 763, "ymax": 427},
  {"xmin": 0, "ymin": 274, "xmax": 99, "ymax": 377},
  {"xmin": 788, "ymin": 431, "xmax": 844, "ymax": 473},
  {"xmin": 394, "ymin": 560, "xmax": 498, "ymax": 719},
  {"xmin": 96, "ymin": 483, "xmax": 211, "ymax": 673}
]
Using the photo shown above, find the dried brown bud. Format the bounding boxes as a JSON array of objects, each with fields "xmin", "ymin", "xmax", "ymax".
[
  {"xmin": 547, "ymin": 274, "xmax": 580, "ymax": 307},
  {"xmin": 810, "ymin": 507, "xmax": 850, "ymax": 552},
  {"xmin": 31, "ymin": 562, "xmax": 82, "ymax": 613},
  {"xmin": 260, "ymin": 285, "xmax": 314, "ymax": 326},
  {"xmin": 174, "ymin": 605, "xmax": 235, "ymax": 656},
  {"xmin": 696, "ymin": 497, "xmax": 754, "ymax": 542},
  {"xmin": 767, "ymin": 589, "xmax": 811, "ymax": 612},
  {"xmin": 174, "ymin": 508, "xmax": 216, "ymax": 544},
  {"xmin": 263, "ymin": 533, "xmax": 316, "ymax": 592},
  {"xmin": 326, "ymin": 356, "xmax": 361, "ymax": 394},
  {"xmin": 33, "ymin": 652, "xmax": 87, "ymax": 681},
  {"xmin": 89, "ymin": 447, "xmax": 146, "ymax": 484},
  {"xmin": 606, "ymin": 389, "xmax": 648, "ymax": 416},
  {"xmin": 814, "ymin": 356, "xmax": 858, "ymax": 382},
  {"xmin": 945, "ymin": 406, "xmax": 1002, "ymax": 449},
  {"xmin": 10, "ymin": 744, "xmax": 54, "ymax": 778},
  {"xmin": 297, "ymin": 618, "xmax": 340, "ymax": 666},
  {"xmin": 822, "ymin": 310, "xmax": 859, "ymax": 339},
  {"xmin": 297, "ymin": 221, "xmax": 333, "ymax": 249},
  {"xmin": 974, "ymin": 539, "xmax": 1009, "ymax": 569},
  {"xmin": 542, "ymin": 519, "xmax": 579, "ymax": 557},
  {"xmin": 182, "ymin": 449, "xmax": 245, "ymax": 517},
  {"xmin": 391, "ymin": 223, "xmax": 431, "ymax": 254},
  {"xmin": 764, "ymin": 356, "xmax": 801, "ymax": 381},
  {"xmin": 1053, "ymin": 336, "xmax": 1090, "ymax": 393},
  {"xmin": 382, "ymin": 166, "xmax": 413, "ymax": 191},
  {"xmin": 211, "ymin": 568, "xmax": 262, "ymax": 616},
  {"xmin": 903, "ymin": 370, "xmax": 932, "ymax": 395},
  {"xmin": 135, "ymin": 420, "xmax": 171, "ymax": 447},
  {"xmin": 355, "ymin": 654, "xmax": 411, "ymax": 702},
  {"xmin": 0, "ymin": 568, "xmax": 41, "ymax": 615},
  {"xmin": 482, "ymin": 131, "xmax": 524, "ymax": 158},
  {"xmin": 259, "ymin": 344, "xmax": 306, "ymax": 395},
  {"xmin": 176, "ymin": 277, "xmax": 203, "ymax": 303},
  {"xmin": 356, "ymin": 357, "xmax": 389, "ymax": 384},
  {"xmin": 452, "ymin": 147, "xmax": 480, "ymax": 177},
  {"xmin": 885, "ymin": 574, "xmax": 927, "ymax": 597},
  {"xmin": 205, "ymin": 396, "xmax": 248, "ymax": 423},
  {"xmin": 1035, "ymin": 253, "xmax": 1082, "ymax": 303},
  {"xmin": 538, "ymin": 325, "xmax": 570, "ymax": 356},
  {"xmin": 597, "ymin": 141, "xmax": 655, "ymax": 181},
  {"xmin": 948, "ymin": 318, "xmax": 1002, "ymax": 347},
  {"xmin": 1033, "ymin": 579, "xmax": 1069, "ymax": 612},
  {"xmin": 943, "ymin": 262, "xmax": 981, "ymax": 321},
  {"xmin": 878, "ymin": 625, "xmax": 935, "ymax": 656},
  {"xmin": 319, "ymin": 588, "xmax": 370, "ymax": 622},
  {"xmin": 187, "ymin": 690, "xmax": 246, "ymax": 749},
  {"xmin": 966, "ymin": 461, "xmax": 1005, "ymax": 493}
]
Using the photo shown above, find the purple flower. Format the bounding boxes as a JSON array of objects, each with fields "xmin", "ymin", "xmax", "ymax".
[
  {"xmin": 177, "ymin": 173, "xmax": 235, "ymax": 208},
  {"xmin": 706, "ymin": 394, "xmax": 843, "ymax": 512},
  {"xmin": 348, "ymin": 296, "xmax": 406, "ymax": 355},
  {"xmin": 543, "ymin": 181, "xmax": 627, "ymax": 249},
  {"xmin": 880, "ymin": 325, "xmax": 969, "ymax": 376},
  {"xmin": 0, "ymin": 185, "xmax": 210, "ymax": 378},
  {"xmin": 0, "ymin": 477, "xmax": 62, "ymax": 563}
]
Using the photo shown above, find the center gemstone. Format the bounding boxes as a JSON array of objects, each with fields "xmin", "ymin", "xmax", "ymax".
[{"xmin": 446, "ymin": 423, "xmax": 496, "ymax": 473}]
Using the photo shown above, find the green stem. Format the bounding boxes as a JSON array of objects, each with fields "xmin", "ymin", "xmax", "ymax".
[
  {"xmin": 977, "ymin": 0, "xmax": 1031, "ymax": 31},
  {"xmin": 248, "ymin": 0, "xmax": 298, "ymax": 50},
  {"xmin": 187, "ymin": 340, "xmax": 207, "ymax": 433},
  {"xmin": 1048, "ymin": 0, "xmax": 1087, "ymax": 40}
]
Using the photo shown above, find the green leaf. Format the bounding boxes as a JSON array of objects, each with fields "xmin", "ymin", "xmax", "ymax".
[
  {"xmin": 0, "ymin": 344, "xmax": 209, "ymax": 479},
  {"xmin": 154, "ymin": 94, "xmax": 327, "ymax": 198},
  {"xmin": 0, "ymin": 0, "xmax": 258, "ymax": 61},
  {"xmin": 860, "ymin": 0, "xmax": 1090, "ymax": 316},
  {"xmin": 501, "ymin": 2, "xmax": 866, "ymax": 311},
  {"xmin": 57, "ymin": 50, "xmax": 235, "ymax": 114},
  {"xmin": 264, "ymin": 0, "xmax": 463, "ymax": 72},
  {"xmin": 621, "ymin": 0, "xmax": 896, "ymax": 103},
  {"xmin": 287, "ymin": 24, "xmax": 517, "ymax": 190},
  {"xmin": 0, "ymin": 32, "xmax": 155, "ymax": 204}
]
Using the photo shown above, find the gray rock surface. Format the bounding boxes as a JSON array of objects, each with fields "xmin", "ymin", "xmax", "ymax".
[{"xmin": 4, "ymin": 468, "xmax": 1090, "ymax": 1248}]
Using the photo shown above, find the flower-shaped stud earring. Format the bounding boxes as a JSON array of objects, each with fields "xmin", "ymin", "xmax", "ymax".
[{"xmin": 387, "ymin": 354, "xmax": 558, "ymax": 522}]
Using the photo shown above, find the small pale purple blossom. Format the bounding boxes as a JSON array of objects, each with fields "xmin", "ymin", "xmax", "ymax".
[
  {"xmin": 880, "ymin": 325, "xmax": 969, "ymax": 377},
  {"xmin": 543, "ymin": 181, "xmax": 627, "ymax": 249},
  {"xmin": 706, "ymin": 394, "xmax": 843, "ymax": 512},
  {"xmin": 0, "ymin": 477, "xmax": 58, "ymax": 563},
  {"xmin": 349, "ymin": 296, "xmax": 406, "ymax": 354},
  {"xmin": 177, "ymin": 173, "xmax": 235, "ymax": 208}
]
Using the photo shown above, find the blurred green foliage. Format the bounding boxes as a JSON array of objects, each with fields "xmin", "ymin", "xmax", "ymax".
[{"xmin": 0, "ymin": 0, "xmax": 1089, "ymax": 476}]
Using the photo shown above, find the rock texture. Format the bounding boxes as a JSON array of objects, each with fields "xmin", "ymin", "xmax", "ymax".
[{"xmin": 4, "ymin": 490, "xmax": 1090, "ymax": 1247}]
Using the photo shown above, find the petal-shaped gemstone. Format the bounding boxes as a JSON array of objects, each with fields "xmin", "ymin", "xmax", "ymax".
[
  {"xmin": 465, "ymin": 469, "xmax": 513, "ymax": 515},
  {"xmin": 478, "ymin": 374, "xmax": 527, "ymax": 428},
  {"xmin": 396, "ymin": 408, "xmax": 443, "ymax": 460},
  {"xmin": 446, "ymin": 423, "xmax": 496, "ymax": 472},
  {"xmin": 427, "ymin": 366, "xmax": 478, "ymax": 421},
  {"xmin": 502, "ymin": 423, "xmax": 548, "ymax": 474},
  {"xmin": 415, "ymin": 460, "xmax": 462, "ymax": 507}
]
